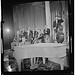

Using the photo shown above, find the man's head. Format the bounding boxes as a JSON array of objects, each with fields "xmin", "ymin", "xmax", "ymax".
[{"xmin": 28, "ymin": 27, "xmax": 30, "ymax": 30}]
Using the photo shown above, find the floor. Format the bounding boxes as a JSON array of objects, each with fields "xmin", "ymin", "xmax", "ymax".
[
  {"xmin": 4, "ymin": 49, "xmax": 69, "ymax": 72},
  {"xmin": 21, "ymin": 58, "xmax": 63, "ymax": 71}
]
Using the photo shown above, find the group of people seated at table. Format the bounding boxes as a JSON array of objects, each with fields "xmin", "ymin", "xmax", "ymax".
[
  {"xmin": 11, "ymin": 24, "xmax": 65, "ymax": 70},
  {"xmin": 11, "ymin": 21, "xmax": 65, "ymax": 49},
  {"xmin": 11, "ymin": 25, "xmax": 50, "ymax": 49}
]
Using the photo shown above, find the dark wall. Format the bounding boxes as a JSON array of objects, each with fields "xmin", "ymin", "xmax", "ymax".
[{"xmin": 2, "ymin": 4, "xmax": 15, "ymax": 50}]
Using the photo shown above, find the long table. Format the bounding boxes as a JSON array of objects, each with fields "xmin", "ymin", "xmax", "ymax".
[{"xmin": 13, "ymin": 43, "xmax": 66, "ymax": 71}]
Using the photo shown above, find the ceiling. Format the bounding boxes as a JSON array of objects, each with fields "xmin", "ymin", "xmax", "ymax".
[
  {"xmin": 2, "ymin": 0, "xmax": 67, "ymax": 6},
  {"xmin": 2, "ymin": 0, "xmax": 43, "ymax": 5}
]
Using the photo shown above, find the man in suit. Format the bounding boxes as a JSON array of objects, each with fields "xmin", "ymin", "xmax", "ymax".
[
  {"xmin": 34, "ymin": 27, "xmax": 38, "ymax": 38},
  {"xmin": 22, "ymin": 29, "xmax": 28, "ymax": 40},
  {"xmin": 37, "ymin": 29, "xmax": 44, "ymax": 43},
  {"xmin": 34, "ymin": 27, "xmax": 39, "ymax": 44}
]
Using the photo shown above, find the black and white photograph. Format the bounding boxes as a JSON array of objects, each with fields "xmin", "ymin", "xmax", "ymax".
[{"xmin": 1, "ymin": 0, "xmax": 73, "ymax": 74}]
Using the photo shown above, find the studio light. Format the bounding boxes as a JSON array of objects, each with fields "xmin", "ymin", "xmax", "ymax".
[{"xmin": 6, "ymin": 29, "xmax": 10, "ymax": 32}]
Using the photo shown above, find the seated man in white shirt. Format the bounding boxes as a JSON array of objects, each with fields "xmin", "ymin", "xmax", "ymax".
[{"xmin": 19, "ymin": 36, "xmax": 26, "ymax": 46}]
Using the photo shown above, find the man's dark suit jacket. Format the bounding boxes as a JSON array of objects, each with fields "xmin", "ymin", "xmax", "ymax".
[
  {"xmin": 34, "ymin": 31, "xmax": 38, "ymax": 38},
  {"xmin": 23, "ymin": 31, "xmax": 28, "ymax": 39}
]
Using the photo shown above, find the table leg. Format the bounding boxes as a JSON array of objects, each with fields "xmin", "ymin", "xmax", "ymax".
[
  {"xmin": 36, "ymin": 57, "xmax": 39, "ymax": 63},
  {"xmin": 43, "ymin": 57, "xmax": 45, "ymax": 64},
  {"xmin": 34, "ymin": 57, "xmax": 36, "ymax": 64},
  {"xmin": 60, "ymin": 64, "xmax": 64, "ymax": 70},
  {"xmin": 17, "ymin": 59, "xmax": 21, "ymax": 71},
  {"xmin": 31, "ymin": 58, "xmax": 33, "ymax": 66},
  {"xmin": 48, "ymin": 58, "xmax": 64, "ymax": 70},
  {"xmin": 60, "ymin": 60, "xmax": 64, "ymax": 70}
]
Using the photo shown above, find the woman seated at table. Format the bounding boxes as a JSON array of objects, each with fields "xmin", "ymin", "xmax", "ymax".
[
  {"xmin": 27, "ymin": 27, "xmax": 33, "ymax": 44},
  {"xmin": 43, "ymin": 25, "xmax": 50, "ymax": 43}
]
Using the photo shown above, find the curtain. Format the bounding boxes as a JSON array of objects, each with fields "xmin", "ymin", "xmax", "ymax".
[{"xmin": 13, "ymin": 2, "xmax": 46, "ymax": 35}]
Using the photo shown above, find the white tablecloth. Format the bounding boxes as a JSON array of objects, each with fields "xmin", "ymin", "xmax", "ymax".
[
  {"xmin": 13, "ymin": 43, "xmax": 66, "ymax": 71},
  {"xmin": 14, "ymin": 43, "xmax": 66, "ymax": 59}
]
